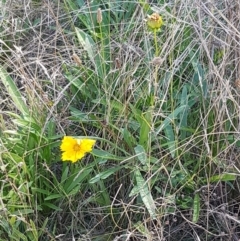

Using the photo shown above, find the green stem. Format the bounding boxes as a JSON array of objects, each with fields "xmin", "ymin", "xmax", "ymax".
[
  {"xmin": 99, "ymin": 22, "xmax": 110, "ymax": 139},
  {"xmin": 154, "ymin": 29, "xmax": 159, "ymax": 56},
  {"xmin": 99, "ymin": 23, "xmax": 106, "ymax": 77},
  {"xmin": 153, "ymin": 29, "xmax": 159, "ymax": 104}
]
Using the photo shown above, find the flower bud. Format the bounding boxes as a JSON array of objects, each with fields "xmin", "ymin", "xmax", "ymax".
[
  {"xmin": 97, "ymin": 8, "xmax": 102, "ymax": 24},
  {"xmin": 147, "ymin": 13, "xmax": 163, "ymax": 30}
]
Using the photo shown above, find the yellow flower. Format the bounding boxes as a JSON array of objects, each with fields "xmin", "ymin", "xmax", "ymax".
[
  {"xmin": 147, "ymin": 13, "xmax": 163, "ymax": 30},
  {"xmin": 60, "ymin": 136, "xmax": 96, "ymax": 163}
]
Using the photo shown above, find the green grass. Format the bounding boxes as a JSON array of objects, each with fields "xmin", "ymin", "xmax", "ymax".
[{"xmin": 0, "ymin": 0, "xmax": 240, "ymax": 240}]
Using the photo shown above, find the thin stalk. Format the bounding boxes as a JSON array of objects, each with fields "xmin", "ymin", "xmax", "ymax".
[{"xmin": 153, "ymin": 29, "xmax": 160, "ymax": 103}]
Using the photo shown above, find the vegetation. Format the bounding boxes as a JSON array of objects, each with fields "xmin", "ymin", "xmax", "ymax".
[{"xmin": 0, "ymin": 0, "xmax": 240, "ymax": 240}]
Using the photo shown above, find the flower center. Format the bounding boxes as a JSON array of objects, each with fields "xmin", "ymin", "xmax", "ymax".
[{"xmin": 73, "ymin": 143, "xmax": 81, "ymax": 152}]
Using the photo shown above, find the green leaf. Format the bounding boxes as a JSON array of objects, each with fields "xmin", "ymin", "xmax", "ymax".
[
  {"xmin": 10, "ymin": 228, "xmax": 28, "ymax": 241},
  {"xmin": 122, "ymin": 128, "xmax": 136, "ymax": 149},
  {"xmin": 92, "ymin": 98, "xmax": 125, "ymax": 113},
  {"xmin": 129, "ymin": 104, "xmax": 153, "ymax": 151},
  {"xmin": 164, "ymin": 125, "xmax": 175, "ymax": 158},
  {"xmin": 65, "ymin": 167, "xmax": 93, "ymax": 194},
  {"xmin": 192, "ymin": 193, "xmax": 200, "ymax": 223},
  {"xmin": 129, "ymin": 185, "xmax": 141, "ymax": 197},
  {"xmin": 75, "ymin": 27, "xmax": 95, "ymax": 62},
  {"xmin": 179, "ymin": 85, "xmax": 189, "ymax": 139},
  {"xmin": 12, "ymin": 118, "xmax": 41, "ymax": 133},
  {"xmin": 209, "ymin": 173, "xmax": 236, "ymax": 183},
  {"xmin": 0, "ymin": 66, "xmax": 29, "ymax": 116},
  {"xmin": 134, "ymin": 221, "xmax": 151, "ymax": 238},
  {"xmin": 61, "ymin": 164, "xmax": 69, "ymax": 183},
  {"xmin": 75, "ymin": 27, "xmax": 103, "ymax": 78},
  {"xmin": 3, "ymin": 152, "xmax": 24, "ymax": 164},
  {"xmin": 28, "ymin": 219, "xmax": 38, "ymax": 240},
  {"xmin": 31, "ymin": 187, "xmax": 50, "ymax": 195},
  {"xmin": 38, "ymin": 218, "xmax": 48, "ymax": 237},
  {"xmin": 70, "ymin": 107, "xmax": 90, "ymax": 122},
  {"xmin": 47, "ymin": 119, "xmax": 56, "ymax": 138},
  {"xmin": 138, "ymin": 0, "xmax": 150, "ymax": 12},
  {"xmin": 190, "ymin": 54, "xmax": 207, "ymax": 98},
  {"xmin": 42, "ymin": 202, "xmax": 62, "ymax": 211},
  {"xmin": 156, "ymin": 105, "xmax": 186, "ymax": 134},
  {"xmin": 134, "ymin": 145, "xmax": 147, "ymax": 165},
  {"xmin": 139, "ymin": 107, "xmax": 153, "ymax": 150},
  {"xmin": 12, "ymin": 209, "xmax": 34, "ymax": 215},
  {"xmin": 135, "ymin": 169, "xmax": 156, "ymax": 219},
  {"xmin": 92, "ymin": 149, "xmax": 124, "ymax": 161},
  {"xmin": 89, "ymin": 167, "xmax": 122, "ymax": 184},
  {"xmin": 44, "ymin": 194, "xmax": 62, "ymax": 201}
]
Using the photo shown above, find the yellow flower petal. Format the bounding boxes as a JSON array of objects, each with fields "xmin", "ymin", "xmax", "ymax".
[
  {"xmin": 79, "ymin": 139, "xmax": 97, "ymax": 153},
  {"xmin": 62, "ymin": 151, "xmax": 85, "ymax": 162},
  {"xmin": 60, "ymin": 136, "xmax": 76, "ymax": 152},
  {"xmin": 60, "ymin": 136, "xmax": 96, "ymax": 163}
]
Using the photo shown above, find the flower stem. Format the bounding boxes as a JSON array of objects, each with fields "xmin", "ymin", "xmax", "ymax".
[
  {"xmin": 153, "ymin": 29, "xmax": 160, "ymax": 103},
  {"xmin": 154, "ymin": 29, "xmax": 158, "ymax": 56}
]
